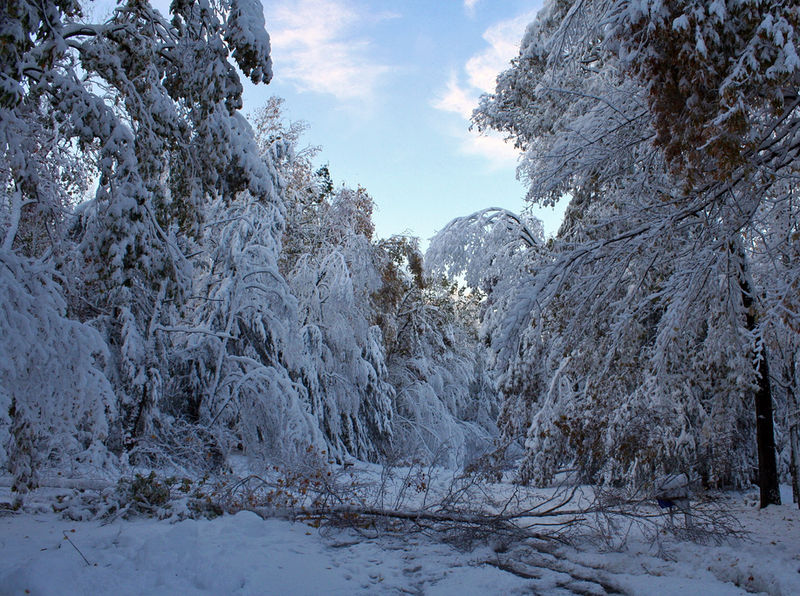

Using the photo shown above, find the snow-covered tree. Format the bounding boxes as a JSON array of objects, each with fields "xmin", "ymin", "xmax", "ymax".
[
  {"xmin": 0, "ymin": 251, "xmax": 116, "ymax": 481},
  {"xmin": 164, "ymin": 183, "xmax": 322, "ymax": 465},
  {"xmin": 1, "ymin": 0, "xmax": 277, "ymax": 471},
  {"xmin": 449, "ymin": 0, "xmax": 798, "ymax": 503},
  {"xmin": 286, "ymin": 187, "xmax": 394, "ymax": 461},
  {"xmin": 372, "ymin": 234, "xmax": 497, "ymax": 467},
  {"xmin": 2, "ymin": 0, "xmax": 504, "ymax": 478}
]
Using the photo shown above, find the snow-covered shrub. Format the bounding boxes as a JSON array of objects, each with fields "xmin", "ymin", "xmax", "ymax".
[
  {"xmin": 167, "ymin": 190, "xmax": 322, "ymax": 463},
  {"xmin": 0, "ymin": 252, "xmax": 116, "ymax": 479}
]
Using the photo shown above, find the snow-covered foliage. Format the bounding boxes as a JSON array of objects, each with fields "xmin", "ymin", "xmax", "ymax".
[
  {"xmin": 428, "ymin": 0, "xmax": 800, "ymax": 501},
  {"xmin": 385, "ymin": 276, "xmax": 498, "ymax": 467},
  {"xmin": 10, "ymin": 0, "xmax": 794, "ymax": 506},
  {"xmin": 286, "ymin": 188, "xmax": 394, "ymax": 461},
  {"xmin": 2, "ymin": 0, "xmax": 267, "ymax": 473},
  {"xmin": 166, "ymin": 188, "xmax": 322, "ymax": 464},
  {"xmin": 1, "ymin": 0, "xmax": 495, "ymax": 478},
  {"xmin": 611, "ymin": 0, "xmax": 800, "ymax": 182},
  {"xmin": 0, "ymin": 251, "xmax": 115, "ymax": 480},
  {"xmin": 245, "ymin": 102, "xmax": 498, "ymax": 467},
  {"xmin": 426, "ymin": 207, "xmax": 543, "ymax": 289}
]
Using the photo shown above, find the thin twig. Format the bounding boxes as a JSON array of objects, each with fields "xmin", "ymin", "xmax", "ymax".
[{"xmin": 62, "ymin": 531, "xmax": 91, "ymax": 566}]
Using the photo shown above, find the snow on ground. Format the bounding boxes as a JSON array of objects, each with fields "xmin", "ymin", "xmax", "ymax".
[
  {"xmin": 0, "ymin": 510, "xmax": 535, "ymax": 595},
  {"xmin": 0, "ymin": 485, "xmax": 798, "ymax": 595},
  {"xmin": 564, "ymin": 485, "xmax": 800, "ymax": 595}
]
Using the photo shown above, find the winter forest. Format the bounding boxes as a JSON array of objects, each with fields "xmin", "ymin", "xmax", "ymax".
[{"xmin": 2, "ymin": 1, "xmax": 800, "ymax": 594}]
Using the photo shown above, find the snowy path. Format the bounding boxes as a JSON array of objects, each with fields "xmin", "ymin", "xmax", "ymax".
[{"xmin": 1, "ymin": 489, "xmax": 799, "ymax": 595}]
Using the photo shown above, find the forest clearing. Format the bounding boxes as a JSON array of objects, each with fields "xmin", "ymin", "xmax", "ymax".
[{"xmin": 2, "ymin": 0, "xmax": 799, "ymax": 593}]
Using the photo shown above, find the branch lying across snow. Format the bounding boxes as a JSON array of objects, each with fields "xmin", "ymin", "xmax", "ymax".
[
  {"xmin": 4, "ymin": 459, "xmax": 745, "ymax": 557},
  {"xmin": 212, "ymin": 464, "xmax": 745, "ymax": 551}
]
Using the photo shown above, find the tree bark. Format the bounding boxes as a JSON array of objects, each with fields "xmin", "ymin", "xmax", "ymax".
[
  {"xmin": 739, "ymin": 263, "xmax": 781, "ymax": 507},
  {"xmin": 791, "ymin": 415, "xmax": 800, "ymax": 507},
  {"xmin": 752, "ymin": 340, "xmax": 781, "ymax": 507},
  {"xmin": 788, "ymin": 357, "xmax": 800, "ymax": 508}
]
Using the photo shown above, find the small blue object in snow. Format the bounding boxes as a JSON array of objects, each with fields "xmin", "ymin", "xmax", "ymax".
[{"xmin": 654, "ymin": 474, "xmax": 692, "ymax": 526}]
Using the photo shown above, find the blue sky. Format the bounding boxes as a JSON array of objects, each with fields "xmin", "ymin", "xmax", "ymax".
[
  {"xmin": 96, "ymin": 0, "xmax": 564, "ymax": 244},
  {"xmin": 244, "ymin": 0, "xmax": 565, "ymax": 245}
]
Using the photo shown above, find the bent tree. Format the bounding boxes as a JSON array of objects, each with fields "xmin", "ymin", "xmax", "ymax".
[
  {"xmin": 1, "ymin": 0, "xmax": 277, "ymax": 467},
  {"xmin": 464, "ymin": 0, "xmax": 797, "ymax": 505}
]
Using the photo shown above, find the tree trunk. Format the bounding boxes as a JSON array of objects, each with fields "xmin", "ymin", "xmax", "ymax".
[
  {"xmin": 791, "ymin": 420, "xmax": 800, "ymax": 507},
  {"xmin": 738, "ymin": 245, "xmax": 781, "ymax": 507},
  {"xmin": 752, "ymin": 341, "xmax": 781, "ymax": 507},
  {"xmin": 788, "ymin": 357, "xmax": 800, "ymax": 508}
]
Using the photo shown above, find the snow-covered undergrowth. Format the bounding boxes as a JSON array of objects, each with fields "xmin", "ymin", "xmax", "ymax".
[{"xmin": 2, "ymin": 463, "xmax": 798, "ymax": 595}]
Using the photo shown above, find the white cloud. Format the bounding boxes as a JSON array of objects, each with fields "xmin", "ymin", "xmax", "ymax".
[
  {"xmin": 432, "ymin": 9, "xmax": 538, "ymax": 168},
  {"xmin": 267, "ymin": 0, "xmax": 393, "ymax": 102},
  {"xmin": 433, "ymin": 73, "xmax": 476, "ymax": 120},
  {"xmin": 463, "ymin": 0, "xmax": 481, "ymax": 17},
  {"xmin": 466, "ymin": 13, "xmax": 535, "ymax": 92},
  {"xmin": 463, "ymin": 129, "xmax": 521, "ymax": 169}
]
